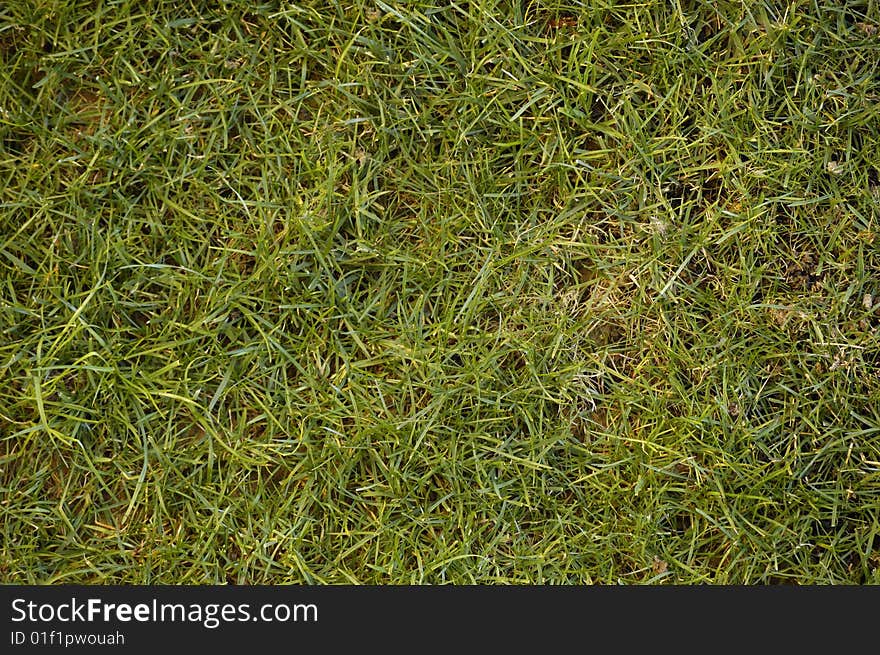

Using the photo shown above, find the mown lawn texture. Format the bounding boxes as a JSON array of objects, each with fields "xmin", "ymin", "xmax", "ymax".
[{"xmin": 1, "ymin": 1, "xmax": 880, "ymax": 583}]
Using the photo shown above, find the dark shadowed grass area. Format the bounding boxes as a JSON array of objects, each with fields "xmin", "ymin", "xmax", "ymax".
[{"xmin": 1, "ymin": 0, "xmax": 879, "ymax": 583}]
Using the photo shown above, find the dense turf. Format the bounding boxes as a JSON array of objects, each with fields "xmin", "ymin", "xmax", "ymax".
[{"xmin": 1, "ymin": 0, "xmax": 879, "ymax": 583}]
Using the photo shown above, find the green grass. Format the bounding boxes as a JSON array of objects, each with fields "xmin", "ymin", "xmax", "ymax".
[{"xmin": 1, "ymin": 0, "xmax": 880, "ymax": 584}]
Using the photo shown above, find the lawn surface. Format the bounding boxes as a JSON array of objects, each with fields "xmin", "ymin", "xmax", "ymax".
[{"xmin": 2, "ymin": 0, "xmax": 880, "ymax": 583}]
